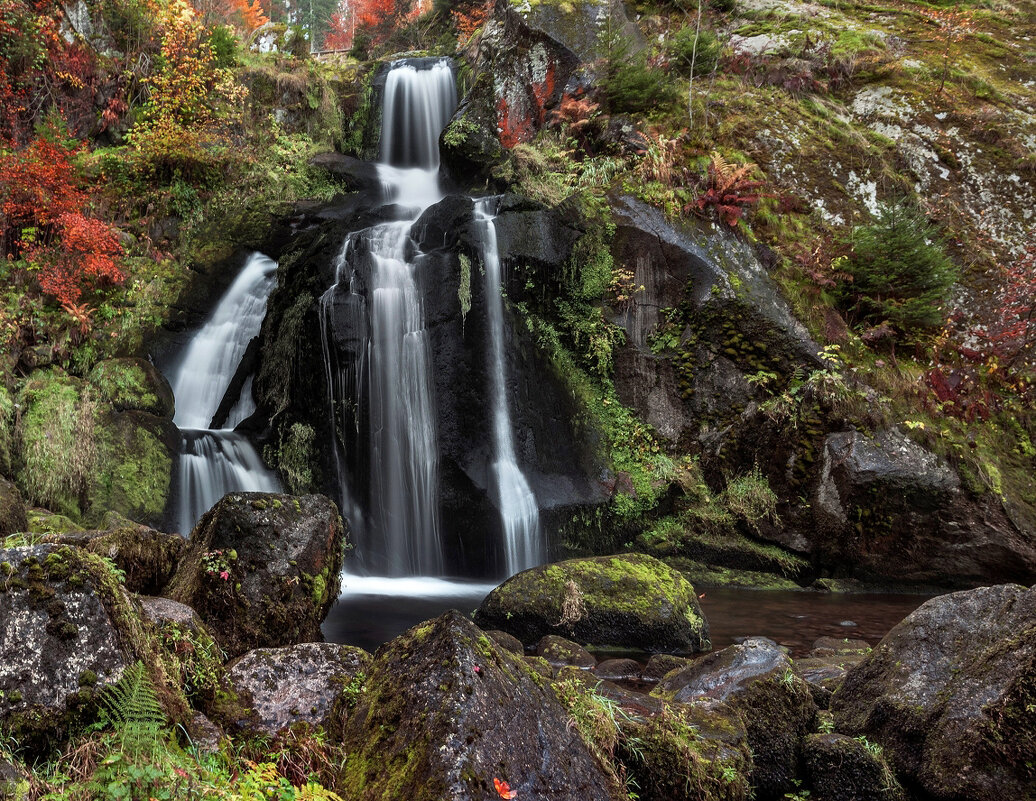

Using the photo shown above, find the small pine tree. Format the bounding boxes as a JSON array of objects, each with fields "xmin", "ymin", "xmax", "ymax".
[{"xmin": 842, "ymin": 199, "xmax": 958, "ymax": 336}]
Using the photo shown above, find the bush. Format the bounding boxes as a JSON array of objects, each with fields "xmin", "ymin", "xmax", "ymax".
[
  {"xmin": 602, "ymin": 33, "xmax": 680, "ymax": 116},
  {"xmin": 841, "ymin": 199, "xmax": 957, "ymax": 336},
  {"xmin": 666, "ymin": 26, "xmax": 721, "ymax": 76}
]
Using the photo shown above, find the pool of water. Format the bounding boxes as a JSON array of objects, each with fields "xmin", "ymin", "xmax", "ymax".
[{"xmin": 321, "ymin": 576, "xmax": 933, "ymax": 657}]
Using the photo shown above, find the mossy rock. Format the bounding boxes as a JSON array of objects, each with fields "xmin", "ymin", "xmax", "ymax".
[
  {"xmin": 0, "ymin": 477, "xmax": 27, "ymax": 537},
  {"xmin": 536, "ymin": 635, "xmax": 596, "ymax": 669},
  {"xmin": 0, "ymin": 544, "xmax": 186, "ymax": 757},
  {"xmin": 26, "ymin": 508, "xmax": 79, "ymax": 536},
  {"xmin": 474, "ymin": 553, "xmax": 709, "ymax": 653},
  {"xmin": 333, "ymin": 610, "xmax": 622, "ymax": 800},
  {"xmin": 44, "ymin": 514, "xmax": 184, "ymax": 595},
  {"xmin": 654, "ymin": 637, "xmax": 817, "ymax": 799},
  {"xmin": 830, "ymin": 584, "xmax": 1036, "ymax": 801},
  {"xmin": 802, "ymin": 733, "xmax": 905, "ymax": 801},
  {"xmin": 617, "ymin": 699, "xmax": 754, "ymax": 801},
  {"xmin": 86, "ymin": 358, "xmax": 175, "ymax": 418},
  {"xmin": 165, "ymin": 492, "xmax": 347, "ymax": 660}
]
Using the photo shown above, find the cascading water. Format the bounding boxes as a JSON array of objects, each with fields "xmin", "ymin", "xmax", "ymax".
[
  {"xmin": 474, "ymin": 199, "xmax": 542, "ymax": 576},
  {"xmin": 167, "ymin": 252, "xmax": 281, "ymax": 534},
  {"xmin": 320, "ymin": 59, "xmax": 455, "ymax": 576}
]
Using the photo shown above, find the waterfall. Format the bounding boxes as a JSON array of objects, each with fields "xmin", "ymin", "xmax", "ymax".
[
  {"xmin": 475, "ymin": 200, "xmax": 543, "ymax": 575},
  {"xmin": 319, "ymin": 59, "xmax": 456, "ymax": 576},
  {"xmin": 167, "ymin": 252, "xmax": 281, "ymax": 534}
]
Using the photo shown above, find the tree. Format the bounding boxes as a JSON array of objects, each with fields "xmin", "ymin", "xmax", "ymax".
[{"xmin": 840, "ymin": 199, "xmax": 958, "ymax": 337}]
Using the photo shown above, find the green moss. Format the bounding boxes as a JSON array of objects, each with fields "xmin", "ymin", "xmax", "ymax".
[
  {"xmin": 86, "ymin": 361, "xmax": 158, "ymax": 414},
  {"xmin": 88, "ymin": 415, "xmax": 172, "ymax": 526},
  {"xmin": 273, "ymin": 422, "xmax": 316, "ymax": 495},
  {"xmin": 458, "ymin": 252, "xmax": 472, "ymax": 324}
]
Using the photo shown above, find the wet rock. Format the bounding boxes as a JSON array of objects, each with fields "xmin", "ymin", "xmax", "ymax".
[
  {"xmin": 165, "ymin": 492, "xmax": 346, "ymax": 659},
  {"xmin": 307, "ymin": 152, "xmax": 380, "ymax": 193},
  {"xmin": 640, "ymin": 653, "xmax": 692, "ymax": 682},
  {"xmin": 87, "ymin": 357, "xmax": 175, "ymax": 419},
  {"xmin": 187, "ymin": 712, "xmax": 225, "ymax": 755},
  {"xmin": 524, "ymin": 655, "xmax": 554, "ymax": 679},
  {"xmin": 812, "ymin": 429, "xmax": 1036, "ymax": 585},
  {"xmin": 793, "ymin": 653, "xmax": 868, "ymax": 709},
  {"xmin": 334, "ymin": 610, "xmax": 623, "ymax": 800},
  {"xmin": 485, "ymin": 629, "xmax": 524, "ymax": 654},
  {"xmin": 655, "ymin": 636, "xmax": 817, "ymax": 798},
  {"xmin": 45, "ymin": 514, "xmax": 184, "ymax": 595},
  {"xmin": 593, "ymin": 658, "xmax": 642, "ymax": 683},
  {"xmin": 228, "ymin": 642, "xmax": 370, "ymax": 736},
  {"xmin": 474, "ymin": 554, "xmax": 709, "ymax": 652},
  {"xmin": 0, "ymin": 477, "xmax": 27, "ymax": 537},
  {"xmin": 0, "ymin": 756, "xmax": 27, "ymax": 798},
  {"xmin": 831, "ymin": 584, "xmax": 1036, "ymax": 801},
  {"xmin": 810, "ymin": 636, "xmax": 871, "ymax": 656},
  {"xmin": 617, "ymin": 698, "xmax": 754, "ymax": 801},
  {"xmin": 557, "ymin": 671, "xmax": 664, "ymax": 719},
  {"xmin": 802, "ymin": 733, "xmax": 905, "ymax": 801},
  {"xmin": 537, "ymin": 635, "xmax": 596, "ymax": 669},
  {"xmin": 0, "ymin": 545, "xmax": 175, "ymax": 755}
]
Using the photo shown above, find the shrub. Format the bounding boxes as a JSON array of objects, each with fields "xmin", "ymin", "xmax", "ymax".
[
  {"xmin": 841, "ymin": 199, "xmax": 957, "ymax": 336},
  {"xmin": 666, "ymin": 26, "xmax": 721, "ymax": 76},
  {"xmin": 602, "ymin": 32, "xmax": 680, "ymax": 116}
]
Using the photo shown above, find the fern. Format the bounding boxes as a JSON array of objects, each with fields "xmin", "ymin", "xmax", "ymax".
[
  {"xmin": 100, "ymin": 661, "xmax": 167, "ymax": 760},
  {"xmin": 690, "ymin": 152, "xmax": 768, "ymax": 227}
]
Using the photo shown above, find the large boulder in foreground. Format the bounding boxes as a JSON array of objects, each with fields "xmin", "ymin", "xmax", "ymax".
[
  {"xmin": 334, "ymin": 610, "xmax": 623, "ymax": 800},
  {"xmin": 474, "ymin": 554, "xmax": 709, "ymax": 652},
  {"xmin": 0, "ymin": 545, "xmax": 172, "ymax": 754},
  {"xmin": 165, "ymin": 492, "xmax": 346, "ymax": 660},
  {"xmin": 227, "ymin": 642, "xmax": 370, "ymax": 736},
  {"xmin": 655, "ymin": 637, "xmax": 817, "ymax": 799},
  {"xmin": 831, "ymin": 584, "xmax": 1036, "ymax": 801},
  {"xmin": 802, "ymin": 733, "xmax": 905, "ymax": 801}
]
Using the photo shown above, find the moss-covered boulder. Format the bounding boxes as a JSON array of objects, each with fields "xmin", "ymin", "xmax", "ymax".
[
  {"xmin": 87, "ymin": 358, "xmax": 175, "ymax": 419},
  {"xmin": 593, "ymin": 658, "xmax": 642, "ymax": 682},
  {"xmin": 0, "ymin": 545, "xmax": 183, "ymax": 756},
  {"xmin": 802, "ymin": 733, "xmax": 905, "ymax": 801},
  {"xmin": 537, "ymin": 635, "xmax": 596, "ymax": 670},
  {"xmin": 654, "ymin": 637, "xmax": 817, "ymax": 799},
  {"xmin": 45, "ymin": 514, "xmax": 184, "ymax": 595},
  {"xmin": 227, "ymin": 642, "xmax": 370, "ymax": 736},
  {"xmin": 473, "ymin": 554, "xmax": 709, "ymax": 652},
  {"xmin": 14, "ymin": 368, "xmax": 175, "ymax": 528},
  {"xmin": 641, "ymin": 653, "xmax": 691, "ymax": 683},
  {"xmin": 830, "ymin": 584, "xmax": 1036, "ymax": 801},
  {"xmin": 165, "ymin": 492, "xmax": 346, "ymax": 659},
  {"xmin": 617, "ymin": 699, "xmax": 754, "ymax": 801},
  {"xmin": 333, "ymin": 610, "xmax": 623, "ymax": 800},
  {"xmin": 0, "ymin": 477, "xmax": 27, "ymax": 537},
  {"xmin": 25, "ymin": 508, "xmax": 79, "ymax": 535}
]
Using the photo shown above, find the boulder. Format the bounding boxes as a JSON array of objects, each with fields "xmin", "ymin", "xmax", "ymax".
[
  {"xmin": 537, "ymin": 635, "xmax": 596, "ymax": 669},
  {"xmin": 0, "ymin": 545, "xmax": 177, "ymax": 755},
  {"xmin": 617, "ymin": 698, "xmax": 753, "ymax": 801},
  {"xmin": 45, "ymin": 514, "xmax": 184, "ymax": 595},
  {"xmin": 802, "ymin": 733, "xmax": 905, "ymax": 801},
  {"xmin": 830, "ymin": 584, "xmax": 1036, "ymax": 801},
  {"xmin": 0, "ymin": 756, "xmax": 27, "ymax": 799},
  {"xmin": 86, "ymin": 357, "xmax": 175, "ymax": 419},
  {"xmin": 0, "ymin": 477, "xmax": 27, "ymax": 537},
  {"xmin": 793, "ymin": 653, "xmax": 868, "ymax": 709},
  {"xmin": 227, "ymin": 642, "xmax": 370, "ymax": 736},
  {"xmin": 655, "ymin": 637, "xmax": 817, "ymax": 798},
  {"xmin": 165, "ymin": 492, "xmax": 346, "ymax": 660},
  {"xmin": 334, "ymin": 610, "xmax": 623, "ymax": 800},
  {"xmin": 812, "ymin": 429, "xmax": 1036, "ymax": 585},
  {"xmin": 474, "ymin": 554, "xmax": 709, "ymax": 652},
  {"xmin": 593, "ymin": 658, "xmax": 642, "ymax": 683},
  {"xmin": 484, "ymin": 629, "xmax": 524, "ymax": 654},
  {"xmin": 640, "ymin": 653, "xmax": 691, "ymax": 682}
]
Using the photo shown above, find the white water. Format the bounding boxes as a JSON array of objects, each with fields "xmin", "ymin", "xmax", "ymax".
[
  {"xmin": 337, "ymin": 575, "xmax": 497, "ymax": 599},
  {"xmin": 167, "ymin": 252, "xmax": 281, "ymax": 534},
  {"xmin": 475, "ymin": 200, "xmax": 543, "ymax": 575},
  {"xmin": 319, "ymin": 59, "xmax": 455, "ymax": 576}
]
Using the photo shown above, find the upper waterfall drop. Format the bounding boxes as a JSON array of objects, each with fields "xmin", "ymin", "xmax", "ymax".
[{"xmin": 319, "ymin": 59, "xmax": 458, "ymax": 577}]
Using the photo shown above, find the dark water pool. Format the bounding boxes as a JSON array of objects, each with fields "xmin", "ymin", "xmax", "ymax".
[{"xmin": 321, "ymin": 575, "xmax": 932, "ymax": 657}]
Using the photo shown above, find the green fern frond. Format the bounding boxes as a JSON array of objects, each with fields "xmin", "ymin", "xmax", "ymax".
[{"xmin": 100, "ymin": 661, "xmax": 166, "ymax": 758}]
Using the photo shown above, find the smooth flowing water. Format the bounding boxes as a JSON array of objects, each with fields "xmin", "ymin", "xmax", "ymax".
[
  {"xmin": 167, "ymin": 252, "xmax": 281, "ymax": 534},
  {"xmin": 319, "ymin": 60, "xmax": 455, "ymax": 575},
  {"xmin": 475, "ymin": 199, "xmax": 542, "ymax": 576}
]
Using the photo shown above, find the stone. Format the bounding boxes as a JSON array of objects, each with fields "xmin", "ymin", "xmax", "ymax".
[
  {"xmin": 810, "ymin": 636, "xmax": 871, "ymax": 656},
  {"xmin": 831, "ymin": 584, "xmax": 1036, "ymax": 801},
  {"xmin": 165, "ymin": 492, "xmax": 346, "ymax": 660},
  {"xmin": 793, "ymin": 653, "xmax": 868, "ymax": 709},
  {"xmin": 0, "ymin": 545, "xmax": 177, "ymax": 755},
  {"xmin": 617, "ymin": 697, "xmax": 754, "ymax": 801},
  {"xmin": 87, "ymin": 357, "xmax": 175, "ymax": 419},
  {"xmin": 474, "ymin": 553, "xmax": 709, "ymax": 652},
  {"xmin": 593, "ymin": 658, "xmax": 642, "ymax": 683},
  {"xmin": 484, "ymin": 629, "xmax": 523, "ymax": 654},
  {"xmin": 187, "ymin": 712, "xmax": 225, "ymax": 755},
  {"xmin": 227, "ymin": 642, "xmax": 370, "ymax": 736},
  {"xmin": 0, "ymin": 477, "xmax": 27, "ymax": 537},
  {"xmin": 334, "ymin": 610, "xmax": 623, "ymax": 800},
  {"xmin": 536, "ymin": 635, "xmax": 596, "ymax": 669},
  {"xmin": 654, "ymin": 637, "xmax": 817, "ymax": 798},
  {"xmin": 45, "ymin": 514, "xmax": 184, "ymax": 595},
  {"xmin": 802, "ymin": 733, "xmax": 905, "ymax": 801},
  {"xmin": 640, "ymin": 653, "xmax": 691, "ymax": 682}
]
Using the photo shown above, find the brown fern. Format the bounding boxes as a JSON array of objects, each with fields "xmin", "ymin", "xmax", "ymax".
[{"xmin": 689, "ymin": 152, "xmax": 767, "ymax": 227}]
